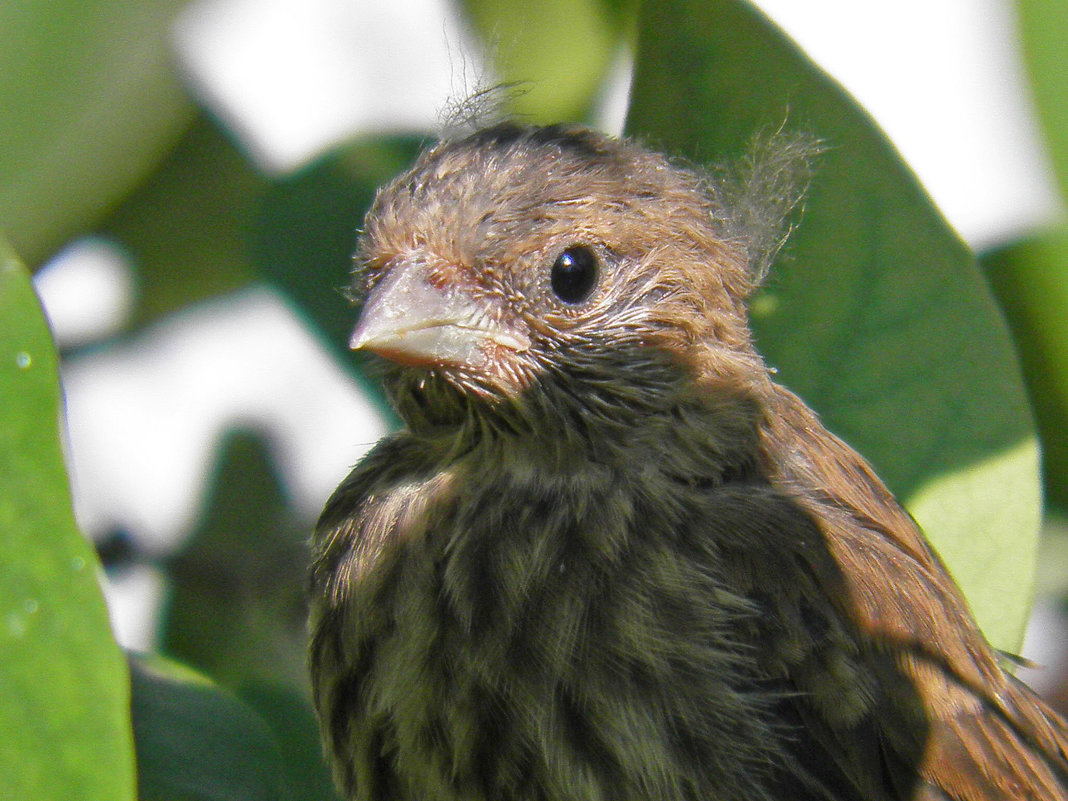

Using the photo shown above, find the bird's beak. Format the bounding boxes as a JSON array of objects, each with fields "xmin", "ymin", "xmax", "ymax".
[{"xmin": 350, "ymin": 260, "xmax": 530, "ymax": 368}]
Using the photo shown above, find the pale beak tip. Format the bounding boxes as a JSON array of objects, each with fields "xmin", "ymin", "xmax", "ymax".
[{"xmin": 349, "ymin": 324, "xmax": 369, "ymax": 351}]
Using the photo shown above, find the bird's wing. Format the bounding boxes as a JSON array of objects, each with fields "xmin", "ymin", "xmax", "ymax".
[
  {"xmin": 743, "ymin": 388, "xmax": 1068, "ymax": 799},
  {"xmin": 701, "ymin": 472, "xmax": 1068, "ymax": 801},
  {"xmin": 698, "ymin": 480, "xmax": 904, "ymax": 800}
]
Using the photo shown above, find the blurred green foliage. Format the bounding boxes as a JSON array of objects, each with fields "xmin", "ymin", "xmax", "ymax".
[
  {"xmin": 0, "ymin": 0, "xmax": 194, "ymax": 266},
  {"xmin": 985, "ymin": 0, "xmax": 1068, "ymax": 514},
  {"xmin": 461, "ymin": 0, "xmax": 635, "ymax": 120},
  {"xmin": 3, "ymin": 0, "xmax": 1068, "ymax": 798},
  {"xmin": 101, "ymin": 118, "xmax": 269, "ymax": 329},
  {"xmin": 130, "ymin": 652, "xmax": 290, "ymax": 801}
]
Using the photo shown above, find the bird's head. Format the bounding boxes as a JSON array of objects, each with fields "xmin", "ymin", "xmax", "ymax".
[{"xmin": 350, "ymin": 124, "xmax": 798, "ymax": 450}]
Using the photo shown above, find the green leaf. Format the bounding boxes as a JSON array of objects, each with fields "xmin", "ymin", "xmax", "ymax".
[
  {"xmin": 238, "ymin": 683, "xmax": 344, "ymax": 801},
  {"xmin": 251, "ymin": 136, "xmax": 424, "ymax": 353},
  {"xmin": 627, "ymin": 0, "xmax": 1039, "ymax": 650},
  {"xmin": 457, "ymin": 0, "xmax": 634, "ymax": 122},
  {"xmin": 250, "ymin": 135, "xmax": 422, "ymax": 419},
  {"xmin": 156, "ymin": 431, "xmax": 341, "ymax": 799},
  {"xmin": 130, "ymin": 652, "xmax": 290, "ymax": 801},
  {"xmin": 998, "ymin": 3, "xmax": 1068, "ymax": 514},
  {"xmin": 982, "ymin": 228, "xmax": 1068, "ymax": 513},
  {"xmin": 1017, "ymin": 0, "xmax": 1068, "ymax": 203},
  {"xmin": 0, "ymin": 242, "xmax": 136, "ymax": 800},
  {"xmin": 0, "ymin": 0, "xmax": 194, "ymax": 266},
  {"xmin": 101, "ymin": 114, "xmax": 270, "ymax": 330},
  {"xmin": 162, "ymin": 430, "xmax": 311, "ymax": 692}
]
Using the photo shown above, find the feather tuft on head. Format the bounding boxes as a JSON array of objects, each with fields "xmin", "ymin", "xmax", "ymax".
[{"xmin": 706, "ymin": 127, "xmax": 822, "ymax": 283}]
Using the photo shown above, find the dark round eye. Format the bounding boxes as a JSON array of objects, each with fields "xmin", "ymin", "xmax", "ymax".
[{"xmin": 550, "ymin": 245, "xmax": 598, "ymax": 304}]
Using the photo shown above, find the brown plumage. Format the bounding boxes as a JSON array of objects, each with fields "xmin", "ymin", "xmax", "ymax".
[{"xmin": 308, "ymin": 123, "xmax": 1068, "ymax": 800}]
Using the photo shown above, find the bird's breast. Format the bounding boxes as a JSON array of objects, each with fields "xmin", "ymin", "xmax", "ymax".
[{"xmin": 313, "ymin": 453, "xmax": 792, "ymax": 800}]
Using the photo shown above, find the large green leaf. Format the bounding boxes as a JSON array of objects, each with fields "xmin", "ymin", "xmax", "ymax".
[
  {"xmin": 0, "ymin": 0, "xmax": 194, "ymax": 266},
  {"xmin": 627, "ymin": 0, "xmax": 1039, "ymax": 650},
  {"xmin": 0, "ymin": 242, "xmax": 136, "ymax": 799},
  {"xmin": 130, "ymin": 653, "xmax": 289, "ymax": 801}
]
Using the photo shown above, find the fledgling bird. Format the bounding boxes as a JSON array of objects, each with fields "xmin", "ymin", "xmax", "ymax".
[{"xmin": 309, "ymin": 123, "xmax": 1068, "ymax": 801}]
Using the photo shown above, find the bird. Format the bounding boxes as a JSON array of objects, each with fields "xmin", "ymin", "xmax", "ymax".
[{"xmin": 308, "ymin": 122, "xmax": 1068, "ymax": 801}]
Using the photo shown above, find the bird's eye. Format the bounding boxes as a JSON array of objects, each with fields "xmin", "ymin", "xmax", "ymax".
[{"xmin": 550, "ymin": 245, "xmax": 598, "ymax": 304}]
